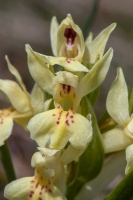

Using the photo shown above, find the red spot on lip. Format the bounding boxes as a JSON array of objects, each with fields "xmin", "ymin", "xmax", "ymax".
[
  {"xmin": 36, "ymin": 182, "xmax": 39, "ymax": 188},
  {"xmin": 66, "ymin": 58, "xmax": 70, "ymax": 63},
  {"xmin": 66, "ymin": 112, "xmax": 69, "ymax": 117},
  {"xmin": 56, "ymin": 121, "xmax": 60, "ymax": 124},
  {"xmin": 66, "ymin": 120, "xmax": 69, "ymax": 126},
  {"xmin": 52, "ymin": 114, "xmax": 56, "ymax": 116},
  {"xmin": 70, "ymin": 115, "xmax": 74, "ymax": 118},
  {"xmin": 29, "ymin": 191, "xmax": 34, "ymax": 197},
  {"xmin": 41, "ymin": 186, "xmax": 44, "ymax": 190},
  {"xmin": 71, "ymin": 120, "xmax": 74, "ymax": 123},
  {"xmin": 48, "ymin": 189, "xmax": 52, "ymax": 193}
]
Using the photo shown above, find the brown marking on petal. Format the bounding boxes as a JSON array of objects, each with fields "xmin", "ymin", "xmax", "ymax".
[
  {"xmin": 56, "ymin": 121, "xmax": 60, "ymax": 125},
  {"xmin": 52, "ymin": 114, "xmax": 56, "ymax": 116},
  {"xmin": 70, "ymin": 115, "xmax": 74, "ymax": 118},
  {"xmin": 71, "ymin": 120, "xmax": 74, "ymax": 123}
]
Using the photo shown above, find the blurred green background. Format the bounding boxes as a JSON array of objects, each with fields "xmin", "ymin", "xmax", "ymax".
[{"xmin": 0, "ymin": 0, "xmax": 133, "ymax": 199}]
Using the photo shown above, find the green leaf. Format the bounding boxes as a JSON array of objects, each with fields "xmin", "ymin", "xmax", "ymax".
[
  {"xmin": 87, "ymin": 87, "xmax": 100, "ymax": 106},
  {"xmin": 105, "ymin": 169, "xmax": 133, "ymax": 200},
  {"xmin": 0, "ymin": 142, "xmax": 16, "ymax": 182},
  {"xmin": 66, "ymin": 97, "xmax": 104, "ymax": 199}
]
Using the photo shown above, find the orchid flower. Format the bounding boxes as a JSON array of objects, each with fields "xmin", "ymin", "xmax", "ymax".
[
  {"xmin": 102, "ymin": 68, "xmax": 133, "ymax": 154},
  {"xmin": 50, "ymin": 14, "xmax": 116, "ymax": 72},
  {"xmin": 50, "ymin": 13, "xmax": 85, "ymax": 62},
  {"xmin": 0, "ymin": 57, "xmax": 45, "ymax": 146},
  {"xmin": 4, "ymin": 148, "xmax": 66, "ymax": 200},
  {"xmin": 25, "ymin": 45, "xmax": 113, "ymax": 163}
]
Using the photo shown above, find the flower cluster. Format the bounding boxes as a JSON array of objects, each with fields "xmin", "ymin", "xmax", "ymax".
[{"xmin": 1, "ymin": 14, "xmax": 123, "ymax": 200}]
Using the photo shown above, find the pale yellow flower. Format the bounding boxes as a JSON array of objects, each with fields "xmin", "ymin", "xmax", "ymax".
[
  {"xmin": 26, "ymin": 45, "xmax": 113, "ymax": 163},
  {"xmin": 0, "ymin": 57, "xmax": 45, "ymax": 146},
  {"xmin": 102, "ymin": 68, "xmax": 133, "ymax": 153},
  {"xmin": 4, "ymin": 148, "xmax": 66, "ymax": 200}
]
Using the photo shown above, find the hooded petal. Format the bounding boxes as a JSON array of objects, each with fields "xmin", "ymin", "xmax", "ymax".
[
  {"xmin": 84, "ymin": 23, "xmax": 116, "ymax": 65},
  {"xmin": 79, "ymin": 48, "xmax": 113, "ymax": 98},
  {"xmin": 28, "ymin": 107, "xmax": 92, "ymax": 150},
  {"xmin": 106, "ymin": 68, "xmax": 130, "ymax": 126},
  {"xmin": 57, "ymin": 14, "xmax": 85, "ymax": 62},
  {"xmin": 102, "ymin": 128, "xmax": 132, "ymax": 153},
  {"xmin": 50, "ymin": 16, "xmax": 59, "ymax": 56},
  {"xmin": 25, "ymin": 44, "xmax": 54, "ymax": 95},
  {"xmin": 0, "ymin": 80, "xmax": 31, "ymax": 113},
  {"xmin": 0, "ymin": 109, "xmax": 14, "ymax": 146},
  {"xmin": 125, "ymin": 144, "xmax": 133, "ymax": 174},
  {"xmin": 4, "ymin": 177, "xmax": 32, "ymax": 200}
]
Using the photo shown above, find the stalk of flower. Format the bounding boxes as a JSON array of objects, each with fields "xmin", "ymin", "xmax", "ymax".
[
  {"xmin": 0, "ymin": 56, "xmax": 45, "ymax": 146},
  {"xmin": 26, "ymin": 44, "xmax": 113, "ymax": 164},
  {"xmin": 4, "ymin": 148, "xmax": 66, "ymax": 200},
  {"xmin": 102, "ymin": 68, "xmax": 133, "ymax": 154}
]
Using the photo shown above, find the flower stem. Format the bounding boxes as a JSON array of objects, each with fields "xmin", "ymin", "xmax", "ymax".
[{"xmin": 0, "ymin": 142, "xmax": 16, "ymax": 182}]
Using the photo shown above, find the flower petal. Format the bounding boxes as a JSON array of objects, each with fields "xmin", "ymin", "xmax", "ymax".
[
  {"xmin": 0, "ymin": 109, "xmax": 14, "ymax": 146},
  {"xmin": 61, "ymin": 144, "xmax": 85, "ymax": 164},
  {"xmin": 5, "ymin": 56, "xmax": 28, "ymax": 94},
  {"xmin": 42, "ymin": 184, "xmax": 66, "ymax": 200},
  {"xmin": 42, "ymin": 99, "xmax": 52, "ymax": 112},
  {"xmin": 27, "ymin": 109, "xmax": 70, "ymax": 149},
  {"xmin": 4, "ymin": 177, "xmax": 32, "ymax": 200},
  {"xmin": 125, "ymin": 144, "xmax": 133, "ymax": 174},
  {"xmin": 102, "ymin": 128, "xmax": 132, "ymax": 153},
  {"xmin": 28, "ymin": 107, "xmax": 92, "ymax": 150},
  {"xmin": 30, "ymin": 83, "xmax": 45, "ymax": 114},
  {"xmin": 50, "ymin": 16, "xmax": 59, "ymax": 56},
  {"xmin": 0, "ymin": 80, "xmax": 31, "ymax": 113},
  {"xmin": 68, "ymin": 113, "xmax": 92, "ymax": 149},
  {"xmin": 106, "ymin": 68, "xmax": 130, "ymax": 125},
  {"xmin": 79, "ymin": 48, "xmax": 113, "ymax": 98},
  {"xmin": 25, "ymin": 44, "xmax": 54, "ymax": 95},
  {"xmin": 47, "ymin": 56, "xmax": 89, "ymax": 72},
  {"xmin": 84, "ymin": 23, "xmax": 116, "ymax": 65}
]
